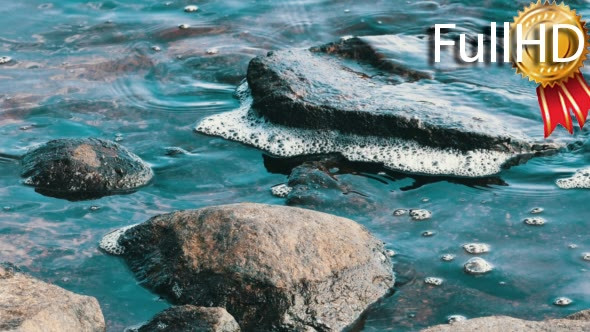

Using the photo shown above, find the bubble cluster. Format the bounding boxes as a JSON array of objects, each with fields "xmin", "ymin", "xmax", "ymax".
[
  {"xmin": 441, "ymin": 254, "xmax": 455, "ymax": 262},
  {"xmin": 410, "ymin": 209, "xmax": 432, "ymax": 221},
  {"xmin": 553, "ymin": 297, "xmax": 572, "ymax": 306},
  {"xmin": 464, "ymin": 257, "xmax": 493, "ymax": 274},
  {"xmin": 463, "ymin": 243, "xmax": 490, "ymax": 254},
  {"xmin": 195, "ymin": 83, "xmax": 516, "ymax": 178},
  {"xmin": 99, "ymin": 224, "xmax": 137, "ymax": 255},
  {"xmin": 424, "ymin": 277, "xmax": 443, "ymax": 286},
  {"xmin": 271, "ymin": 184, "xmax": 292, "ymax": 198},
  {"xmin": 447, "ymin": 315, "xmax": 467, "ymax": 324},
  {"xmin": 523, "ymin": 217, "xmax": 546, "ymax": 226},
  {"xmin": 393, "ymin": 209, "xmax": 407, "ymax": 216},
  {"xmin": 184, "ymin": 5, "xmax": 198, "ymax": 12},
  {"xmin": 556, "ymin": 168, "xmax": 590, "ymax": 189}
]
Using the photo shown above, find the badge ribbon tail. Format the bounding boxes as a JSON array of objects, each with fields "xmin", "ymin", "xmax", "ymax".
[{"xmin": 537, "ymin": 73, "xmax": 590, "ymax": 138}]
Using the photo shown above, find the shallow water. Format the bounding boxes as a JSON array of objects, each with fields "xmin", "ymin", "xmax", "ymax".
[{"xmin": 2, "ymin": 0, "xmax": 590, "ymax": 331}]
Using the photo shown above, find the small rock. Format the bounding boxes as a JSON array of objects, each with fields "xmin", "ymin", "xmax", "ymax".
[
  {"xmin": 422, "ymin": 231, "xmax": 435, "ymax": 237},
  {"xmin": 0, "ymin": 56, "xmax": 11, "ymax": 64},
  {"xmin": 582, "ymin": 253, "xmax": 590, "ymax": 261},
  {"xmin": 464, "ymin": 257, "xmax": 493, "ymax": 275},
  {"xmin": 0, "ymin": 262, "xmax": 105, "ymax": 331},
  {"xmin": 386, "ymin": 249, "xmax": 396, "ymax": 257},
  {"xmin": 462, "ymin": 243, "xmax": 490, "ymax": 254},
  {"xmin": 569, "ymin": 244, "xmax": 579, "ymax": 249},
  {"xmin": 20, "ymin": 138, "xmax": 153, "ymax": 200},
  {"xmin": 441, "ymin": 254, "xmax": 455, "ymax": 262},
  {"xmin": 151, "ymin": 45, "xmax": 161, "ymax": 52},
  {"xmin": 184, "ymin": 5, "xmax": 198, "ymax": 12},
  {"xmin": 554, "ymin": 297, "xmax": 573, "ymax": 306},
  {"xmin": 530, "ymin": 207, "xmax": 544, "ymax": 214},
  {"xmin": 393, "ymin": 209, "xmax": 407, "ymax": 216},
  {"xmin": 424, "ymin": 277, "xmax": 443, "ymax": 286},
  {"xmin": 409, "ymin": 209, "xmax": 431, "ymax": 221},
  {"xmin": 89, "ymin": 205, "xmax": 100, "ymax": 211},
  {"xmin": 134, "ymin": 306, "xmax": 240, "ymax": 332},
  {"xmin": 206, "ymin": 48, "xmax": 219, "ymax": 55},
  {"xmin": 523, "ymin": 217, "xmax": 546, "ymax": 226},
  {"xmin": 178, "ymin": 23, "xmax": 190, "ymax": 29}
]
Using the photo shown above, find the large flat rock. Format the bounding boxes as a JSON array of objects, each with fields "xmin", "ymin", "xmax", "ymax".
[{"xmin": 246, "ymin": 37, "xmax": 553, "ymax": 154}]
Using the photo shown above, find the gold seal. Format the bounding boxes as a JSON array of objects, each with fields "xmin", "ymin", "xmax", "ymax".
[{"xmin": 511, "ymin": 1, "xmax": 589, "ymax": 87}]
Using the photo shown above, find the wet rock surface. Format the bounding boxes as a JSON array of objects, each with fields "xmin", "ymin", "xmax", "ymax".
[
  {"xmin": 0, "ymin": 262, "xmax": 105, "ymax": 332},
  {"xmin": 246, "ymin": 37, "xmax": 557, "ymax": 155},
  {"xmin": 21, "ymin": 138, "xmax": 153, "ymax": 200},
  {"xmin": 421, "ymin": 310, "xmax": 590, "ymax": 331},
  {"xmin": 134, "ymin": 306, "xmax": 240, "ymax": 332},
  {"xmin": 104, "ymin": 203, "xmax": 394, "ymax": 332}
]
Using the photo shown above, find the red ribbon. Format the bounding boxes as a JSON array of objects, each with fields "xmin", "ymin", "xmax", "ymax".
[{"xmin": 536, "ymin": 73, "xmax": 590, "ymax": 138}]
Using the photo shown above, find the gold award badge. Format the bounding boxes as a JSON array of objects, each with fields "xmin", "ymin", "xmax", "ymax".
[{"xmin": 511, "ymin": 1, "xmax": 590, "ymax": 137}]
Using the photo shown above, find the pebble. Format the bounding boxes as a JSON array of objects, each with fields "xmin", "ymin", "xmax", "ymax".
[
  {"xmin": 422, "ymin": 231, "xmax": 435, "ymax": 237},
  {"xmin": 441, "ymin": 254, "xmax": 455, "ymax": 262},
  {"xmin": 424, "ymin": 277, "xmax": 443, "ymax": 286},
  {"xmin": 523, "ymin": 217, "xmax": 546, "ymax": 226},
  {"xmin": 464, "ymin": 257, "xmax": 493, "ymax": 274},
  {"xmin": 178, "ymin": 23, "xmax": 190, "ymax": 29},
  {"xmin": 530, "ymin": 207, "xmax": 544, "ymax": 214},
  {"xmin": 393, "ymin": 209, "xmax": 407, "ymax": 216},
  {"xmin": 462, "ymin": 243, "xmax": 490, "ymax": 254},
  {"xmin": 447, "ymin": 315, "xmax": 467, "ymax": 324},
  {"xmin": 553, "ymin": 297, "xmax": 572, "ymax": 306},
  {"xmin": 151, "ymin": 46, "xmax": 161, "ymax": 52},
  {"xmin": 184, "ymin": 5, "xmax": 198, "ymax": 12},
  {"xmin": 0, "ymin": 56, "xmax": 12, "ymax": 64},
  {"xmin": 582, "ymin": 253, "xmax": 590, "ymax": 261},
  {"xmin": 409, "ymin": 209, "xmax": 431, "ymax": 221}
]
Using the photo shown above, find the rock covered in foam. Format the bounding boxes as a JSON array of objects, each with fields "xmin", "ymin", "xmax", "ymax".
[
  {"xmin": 101, "ymin": 203, "xmax": 394, "ymax": 331},
  {"xmin": 132, "ymin": 306, "xmax": 240, "ymax": 332},
  {"xmin": 21, "ymin": 138, "xmax": 153, "ymax": 200},
  {"xmin": 556, "ymin": 168, "xmax": 590, "ymax": 189},
  {"xmin": 0, "ymin": 262, "xmax": 105, "ymax": 332}
]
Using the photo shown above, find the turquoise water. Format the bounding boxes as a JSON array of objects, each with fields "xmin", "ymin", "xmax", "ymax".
[{"xmin": 1, "ymin": 0, "xmax": 590, "ymax": 330}]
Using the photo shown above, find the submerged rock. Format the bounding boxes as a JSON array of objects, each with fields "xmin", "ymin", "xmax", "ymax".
[
  {"xmin": 0, "ymin": 262, "xmax": 105, "ymax": 332},
  {"xmin": 422, "ymin": 310, "xmax": 590, "ymax": 331},
  {"xmin": 102, "ymin": 203, "xmax": 394, "ymax": 331},
  {"xmin": 21, "ymin": 138, "xmax": 153, "ymax": 200},
  {"xmin": 196, "ymin": 37, "xmax": 559, "ymax": 177},
  {"xmin": 134, "ymin": 306, "xmax": 239, "ymax": 332}
]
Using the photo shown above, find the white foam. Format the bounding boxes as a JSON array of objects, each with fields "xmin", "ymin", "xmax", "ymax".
[
  {"xmin": 195, "ymin": 83, "xmax": 515, "ymax": 177},
  {"xmin": 556, "ymin": 168, "xmax": 590, "ymax": 189},
  {"xmin": 99, "ymin": 224, "xmax": 137, "ymax": 255}
]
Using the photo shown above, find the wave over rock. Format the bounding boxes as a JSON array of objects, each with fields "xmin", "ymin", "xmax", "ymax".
[
  {"xmin": 196, "ymin": 36, "xmax": 560, "ymax": 177},
  {"xmin": 100, "ymin": 203, "xmax": 394, "ymax": 331}
]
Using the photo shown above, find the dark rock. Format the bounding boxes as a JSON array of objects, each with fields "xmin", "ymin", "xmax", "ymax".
[
  {"xmin": 134, "ymin": 306, "xmax": 240, "ymax": 332},
  {"xmin": 0, "ymin": 262, "xmax": 105, "ymax": 332},
  {"xmin": 246, "ymin": 37, "xmax": 557, "ymax": 155},
  {"xmin": 421, "ymin": 311, "xmax": 590, "ymax": 332},
  {"xmin": 103, "ymin": 203, "xmax": 393, "ymax": 331},
  {"xmin": 21, "ymin": 138, "xmax": 153, "ymax": 200},
  {"xmin": 284, "ymin": 160, "xmax": 376, "ymax": 213}
]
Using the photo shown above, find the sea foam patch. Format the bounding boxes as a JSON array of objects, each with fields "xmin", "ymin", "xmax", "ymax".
[{"xmin": 196, "ymin": 83, "xmax": 515, "ymax": 177}]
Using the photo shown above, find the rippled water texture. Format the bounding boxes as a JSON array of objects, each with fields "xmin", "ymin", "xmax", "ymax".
[{"xmin": 2, "ymin": 0, "xmax": 590, "ymax": 331}]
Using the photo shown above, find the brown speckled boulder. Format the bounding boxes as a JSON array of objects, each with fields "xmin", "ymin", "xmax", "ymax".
[
  {"xmin": 0, "ymin": 263, "xmax": 105, "ymax": 332},
  {"xmin": 134, "ymin": 306, "xmax": 240, "ymax": 332},
  {"xmin": 21, "ymin": 138, "xmax": 153, "ymax": 200},
  {"xmin": 101, "ymin": 203, "xmax": 394, "ymax": 331}
]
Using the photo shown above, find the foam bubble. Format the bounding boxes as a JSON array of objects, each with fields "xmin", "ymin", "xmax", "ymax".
[
  {"xmin": 464, "ymin": 257, "xmax": 493, "ymax": 274},
  {"xmin": 463, "ymin": 243, "xmax": 490, "ymax": 254},
  {"xmin": 99, "ymin": 224, "xmax": 137, "ymax": 255},
  {"xmin": 271, "ymin": 184, "xmax": 292, "ymax": 198},
  {"xmin": 195, "ymin": 83, "xmax": 516, "ymax": 177},
  {"xmin": 557, "ymin": 168, "xmax": 590, "ymax": 189},
  {"xmin": 424, "ymin": 277, "xmax": 443, "ymax": 286}
]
